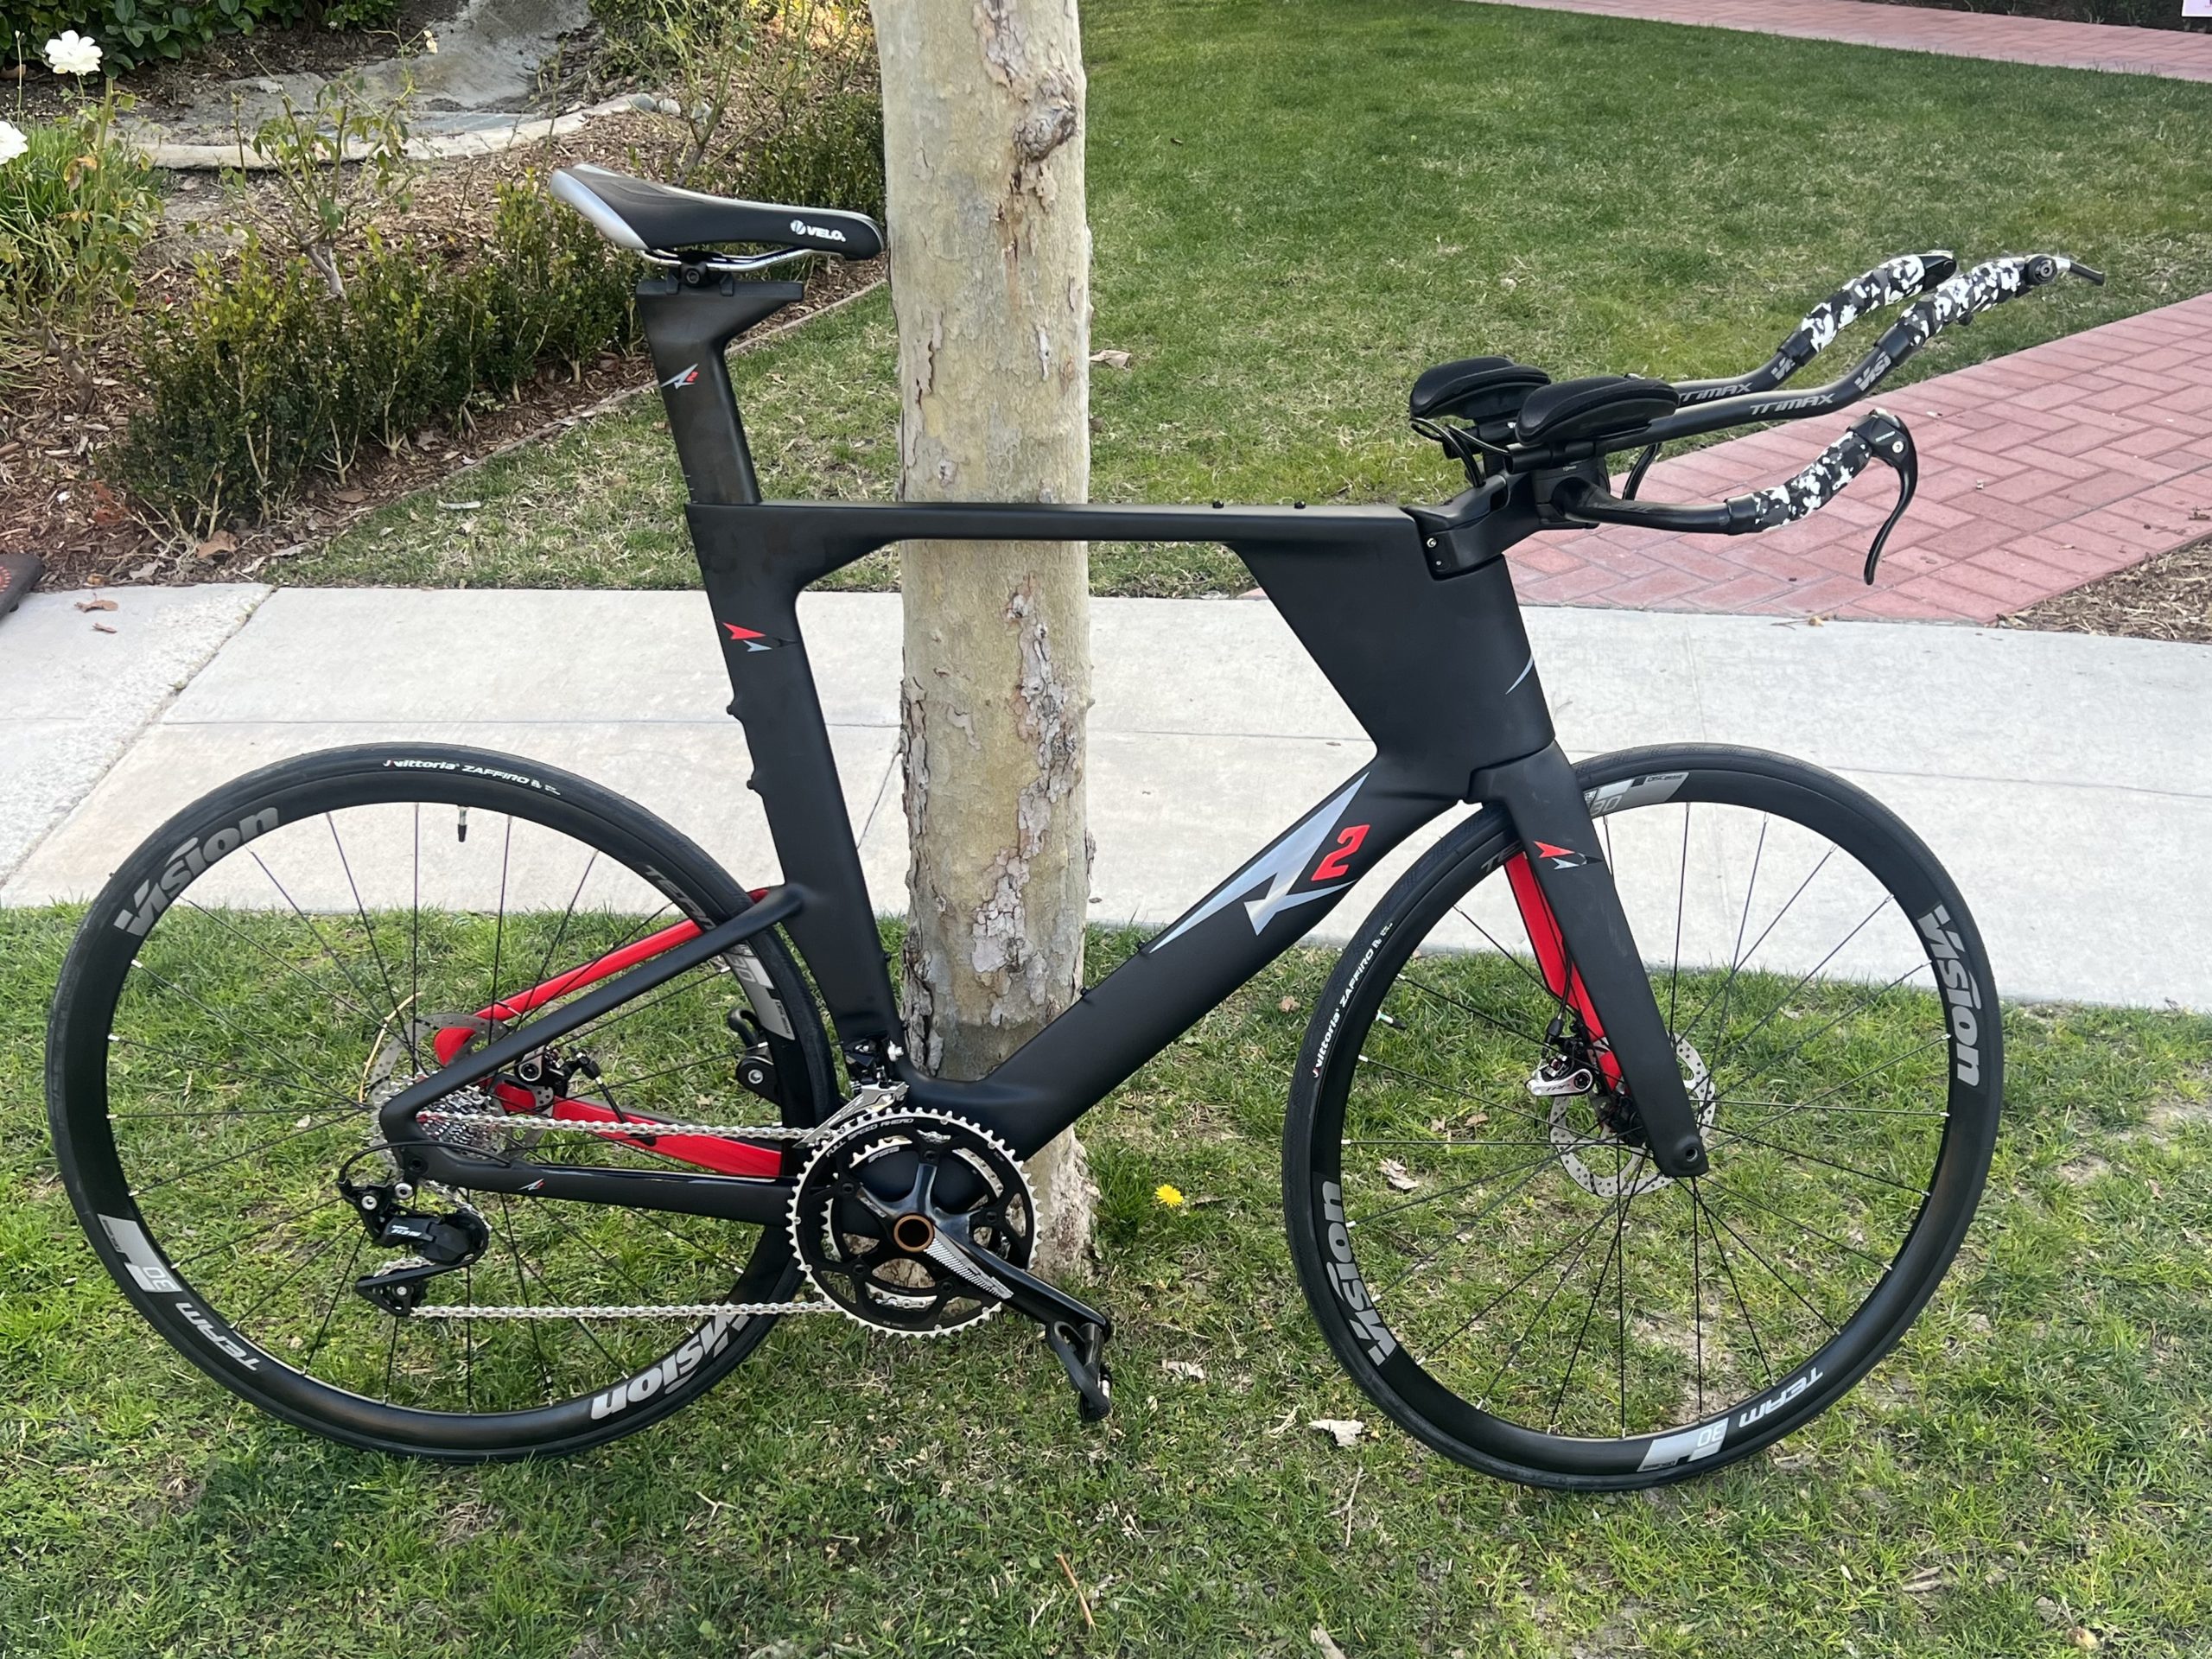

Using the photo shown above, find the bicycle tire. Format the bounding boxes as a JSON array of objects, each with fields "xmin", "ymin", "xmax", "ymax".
[
  {"xmin": 1284, "ymin": 744, "xmax": 1999, "ymax": 1490},
  {"xmin": 47, "ymin": 742, "xmax": 836, "ymax": 1460}
]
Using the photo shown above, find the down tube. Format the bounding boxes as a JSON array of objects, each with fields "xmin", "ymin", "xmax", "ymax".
[{"xmin": 903, "ymin": 760, "xmax": 1459, "ymax": 1156}]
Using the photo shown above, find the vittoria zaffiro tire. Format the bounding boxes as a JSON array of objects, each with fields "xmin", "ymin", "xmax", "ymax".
[
  {"xmin": 1284, "ymin": 745, "xmax": 1999, "ymax": 1490},
  {"xmin": 46, "ymin": 744, "xmax": 836, "ymax": 1460}
]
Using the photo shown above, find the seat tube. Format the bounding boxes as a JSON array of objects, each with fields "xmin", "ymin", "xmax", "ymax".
[
  {"xmin": 635, "ymin": 276, "xmax": 805, "ymax": 505},
  {"xmin": 1472, "ymin": 742, "xmax": 1710, "ymax": 1179}
]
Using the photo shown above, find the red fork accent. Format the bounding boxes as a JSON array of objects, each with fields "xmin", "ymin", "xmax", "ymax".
[{"xmin": 1503, "ymin": 852, "xmax": 1625, "ymax": 1089}]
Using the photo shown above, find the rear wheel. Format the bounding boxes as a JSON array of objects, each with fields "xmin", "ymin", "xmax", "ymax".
[
  {"xmin": 47, "ymin": 744, "xmax": 836, "ymax": 1460},
  {"xmin": 1285, "ymin": 745, "xmax": 1999, "ymax": 1489}
]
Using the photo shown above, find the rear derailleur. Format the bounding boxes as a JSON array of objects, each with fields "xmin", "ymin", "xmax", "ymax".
[{"xmin": 338, "ymin": 1171, "xmax": 488, "ymax": 1315}]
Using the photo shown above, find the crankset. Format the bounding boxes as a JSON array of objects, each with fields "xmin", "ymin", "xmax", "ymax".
[{"xmin": 789, "ymin": 1109, "xmax": 1114, "ymax": 1421}]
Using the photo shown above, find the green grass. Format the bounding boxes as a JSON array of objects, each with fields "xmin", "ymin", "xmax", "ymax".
[
  {"xmin": 291, "ymin": 0, "xmax": 2212, "ymax": 595},
  {"xmin": 6, "ymin": 904, "xmax": 2212, "ymax": 1656}
]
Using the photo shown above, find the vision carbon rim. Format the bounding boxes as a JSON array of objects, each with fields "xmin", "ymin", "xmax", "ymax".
[
  {"xmin": 47, "ymin": 744, "xmax": 835, "ymax": 1460},
  {"xmin": 1285, "ymin": 745, "xmax": 1999, "ymax": 1490}
]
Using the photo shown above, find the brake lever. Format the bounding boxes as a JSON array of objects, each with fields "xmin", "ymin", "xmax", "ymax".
[
  {"xmin": 1548, "ymin": 407, "xmax": 1917, "ymax": 583},
  {"xmin": 1852, "ymin": 410, "xmax": 1916, "ymax": 583}
]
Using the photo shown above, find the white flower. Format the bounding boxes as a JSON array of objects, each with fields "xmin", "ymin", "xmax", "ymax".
[
  {"xmin": 43, "ymin": 30, "xmax": 104, "ymax": 77},
  {"xmin": 0, "ymin": 121, "xmax": 27, "ymax": 170}
]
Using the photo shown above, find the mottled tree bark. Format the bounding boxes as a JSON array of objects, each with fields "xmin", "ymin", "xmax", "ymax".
[{"xmin": 869, "ymin": 0, "xmax": 1096, "ymax": 1274}]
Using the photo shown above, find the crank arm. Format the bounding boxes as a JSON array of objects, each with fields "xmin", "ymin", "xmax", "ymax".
[{"xmin": 921, "ymin": 1232, "xmax": 1112, "ymax": 1336}]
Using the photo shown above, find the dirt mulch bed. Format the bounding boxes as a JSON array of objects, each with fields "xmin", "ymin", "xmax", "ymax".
[
  {"xmin": 1867, "ymin": 0, "xmax": 2211, "ymax": 30},
  {"xmin": 0, "ymin": 108, "xmax": 880, "ymax": 593},
  {"xmin": 2001, "ymin": 533, "xmax": 2212, "ymax": 645}
]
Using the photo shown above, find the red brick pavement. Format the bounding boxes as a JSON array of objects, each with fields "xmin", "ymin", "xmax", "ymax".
[
  {"xmin": 1464, "ymin": 0, "xmax": 2212, "ymax": 81},
  {"xmin": 1510, "ymin": 293, "xmax": 2212, "ymax": 622}
]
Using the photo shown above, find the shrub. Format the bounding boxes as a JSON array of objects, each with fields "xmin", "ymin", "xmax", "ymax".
[
  {"xmin": 0, "ymin": 90, "xmax": 161, "ymax": 322},
  {"xmin": 616, "ymin": 0, "xmax": 886, "ymax": 219},
  {"xmin": 108, "ymin": 180, "xmax": 640, "ymax": 533},
  {"xmin": 3, "ymin": 0, "xmax": 404, "ymax": 72}
]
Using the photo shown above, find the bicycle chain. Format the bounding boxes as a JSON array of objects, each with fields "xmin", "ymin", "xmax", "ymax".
[{"xmin": 397, "ymin": 1094, "xmax": 911, "ymax": 1322}]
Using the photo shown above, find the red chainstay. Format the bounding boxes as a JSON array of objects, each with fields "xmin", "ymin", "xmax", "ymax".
[{"xmin": 431, "ymin": 916, "xmax": 785, "ymax": 1179}]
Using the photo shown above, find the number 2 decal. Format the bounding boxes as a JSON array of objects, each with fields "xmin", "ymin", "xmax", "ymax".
[{"xmin": 1313, "ymin": 824, "xmax": 1369, "ymax": 882}]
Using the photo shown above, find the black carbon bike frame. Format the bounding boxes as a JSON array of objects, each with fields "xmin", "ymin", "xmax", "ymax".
[{"xmin": 376, "ymin": 274, "xmax": 1713, "ymax": 1219}]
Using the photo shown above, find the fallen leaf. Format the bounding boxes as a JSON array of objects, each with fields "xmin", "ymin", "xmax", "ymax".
[
  {"xmin": 1309, "ymin": 1418, "xmax": 1365, "ymax": 1448},
  {"xmin": 1311, "ymin": 1626, "xmax": 1349, "ymax": 1659},
  {"xmin": 195, "ymin": 531, "xmax": 238, "ymax": 560},
  {"xmin": 1089, "ymin": 349, "xmax": 1132, "ymax": 369},
  {"xmin": 437, "ymin": 500, "xmax": 483, "ymax": 512},
  {"xmin": 1161, "ymin": 1358, "xmax": 1206, "ymax": 1382},
  {"xmin": 333, "ymin": 489, "xmax": 367, "ymax": 504},
  {"xmin": 1901, "ymin": 1566, "xmax": 1944, "ymax": 1595},
  {"xmin": 92, "ymin": 621, "xmax": 117, "ymax": 633},
  {"xmin": 1379, "ymin": 1158, "xmax": 1419, "ymax": 1192},
  {"xmin": 2069, "ymin": 1631, "xmax": 2100, "ymax": 1653},
  {"xmin": 125, "ymin": 561, "xmax": 158, "ymax": 582},
  {"xmin": 74, "ymin": 597, "xmax": 118, "ymax": 612},
  {"xmin": 1277, "ymin": 995, "xmax": 1298, "ymax": 1014}
]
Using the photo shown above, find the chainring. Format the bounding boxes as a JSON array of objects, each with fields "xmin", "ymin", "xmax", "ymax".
[{"xmin": 788, "ymin": 1109, "xmax": 1035, "ymax": 1336}]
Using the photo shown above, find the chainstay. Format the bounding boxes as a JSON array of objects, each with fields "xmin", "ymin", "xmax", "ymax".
[{"xmin": 416, "ymin": 1109, "xmax": 818, "ymax": 1140}]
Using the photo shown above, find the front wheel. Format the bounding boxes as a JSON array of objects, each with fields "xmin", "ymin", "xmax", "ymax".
[{"xmin": 1285, "ymin": 745, "xmax": 1999, "ymax": 1490}]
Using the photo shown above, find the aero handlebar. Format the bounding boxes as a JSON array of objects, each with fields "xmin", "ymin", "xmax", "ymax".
[
  {"xmin": 1637, "ymin": 252, "xmax": 2105, "ymax": 448},
  {"xmin": 1673, "ymin": 251, "xmax": 1959, "ymax": 406}
]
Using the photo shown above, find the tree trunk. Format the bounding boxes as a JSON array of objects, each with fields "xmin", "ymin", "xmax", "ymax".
[{"xmin": 869, "ymin": 0, "xmax": 1096, "ymax": 1275}]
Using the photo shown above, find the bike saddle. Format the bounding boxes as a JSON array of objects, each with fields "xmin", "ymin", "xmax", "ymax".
[
  {"xmin": 1513, "ymin": 374, "xmax": 1680, "ymax": 446},
  {"xmin": 552, "ymin": 163, "xmax": 884, "ymax": 259},
  {"xmin": 1409, "ymin": 356, "xmax": 1551, "ymax": 426}
]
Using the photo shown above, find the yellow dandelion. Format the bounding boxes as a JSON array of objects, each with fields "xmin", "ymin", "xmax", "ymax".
[{"xmin": 1154, "ymin": 1183, "xmax": 1185, "ymax": 1208}]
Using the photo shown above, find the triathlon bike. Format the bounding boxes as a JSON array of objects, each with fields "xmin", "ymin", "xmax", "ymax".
[{"xmin": 46, "ymin": 164, "xmax": 2101, "ymax": 1488}]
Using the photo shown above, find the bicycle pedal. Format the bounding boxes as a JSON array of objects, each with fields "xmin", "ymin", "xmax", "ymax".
[{"xmin": 1044, "ymin": 1319, "xmax": 1113, "ymax": 1422}]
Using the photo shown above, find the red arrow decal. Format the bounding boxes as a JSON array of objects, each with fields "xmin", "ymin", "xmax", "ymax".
[{"xmin": 723, "ymin": 623, "xmax": 765, "ymax": 641}]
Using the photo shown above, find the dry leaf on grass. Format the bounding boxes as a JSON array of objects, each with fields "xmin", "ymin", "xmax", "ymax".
[
  {"xmin": 1161, "ymin": 1358, "xmax": 1206, "ymax": 1382},
  {"xmin": 1309, "ymin": 1418, "xmax": 1364, "ymax": 1448},
  {"xmin": 194, "ymin": 531, "xmax": 238, "ymax": 561},
  {"xmin": 1089, "ymin": 348, "xmax": 1132, "ymax": 369},
  {"xmin": 1379, "ymin": 1158, "xmax": 1419, "ymax": 1192},
  {"xmin": 1278, "ymin": 995, "xmax": 1299, "ymax": 1013},
  {"xmin": 1310, "ymin": 1626, "xmax": 1349, "ymax": 1659}
]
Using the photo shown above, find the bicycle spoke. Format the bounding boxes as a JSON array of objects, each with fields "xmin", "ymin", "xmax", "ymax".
[
  {"xmin": 1707, "ymin": 1122, "xmax": 1929, "ymax": 1198},
  {"xmin": 1398, "ymin": 973, "xmax": 1547, "ymax": 1051},
  {"xmin": 1692, "ymin": 1177, "xmax": 1772, "ymax": 1389},
  {"xmin": 323, "ymin": 815, "xmax": 417, "ymax": 1071}
]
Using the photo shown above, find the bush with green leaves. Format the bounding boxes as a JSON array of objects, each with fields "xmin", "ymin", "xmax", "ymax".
[
  {"xmin": 108, "ymin": 181, "xmax": 639, "ymax": 534},
  {"xmin": 0, "ymin": 89, "xmax": 161, "ymax": 326},
  {"xmin": 3, "ymin": 0, "xmax": 403, "ymax": 71},
  {"xmin": 613, "ymin": 0, "xmax": 886, "ymax": 220}
]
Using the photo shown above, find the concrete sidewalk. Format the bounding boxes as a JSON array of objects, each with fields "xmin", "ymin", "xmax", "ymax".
[{"xmin": 5, "ymin": 585, "xmax": 2208, "ymax": 1010}]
